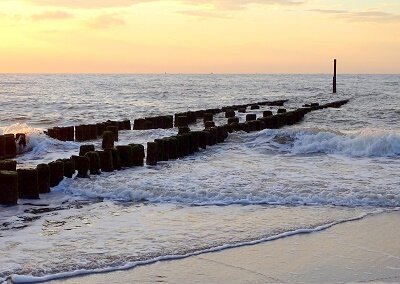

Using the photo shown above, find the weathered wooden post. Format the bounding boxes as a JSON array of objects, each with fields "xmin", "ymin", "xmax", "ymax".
[
  {"xmin": 48, "ymin": 160, "xmax": 64, "ymax": 187},
  {"xmin": 228, "ymin": 117, "xmax": 239, "ymax": 124},
  {"xmin": 263, "ymin": 110, "xmax": 273, "ymax": 117},
  {"xmin": 174, "ymin": 135, "xmax": 183, "ymax": 157},
  {"xmin": 107, "ymin": 148, "xmax": 121, "ymax": 170},
  {"xmin": 79, "ymin": 145, "xmax": 95, "ymax": 156},
  {"xmin": 96, "ymin": 150, "xmax": 114, "ymax": 172},
  {"xmin": 154, "ymin": 139, "xmax": 165, "ymax": 161},
  {"xmin": 178, "ymin": 134, "xmax": 190, "ymax": 156},
  {"xmin": 246, "ymin": 114, "xmax": 257, "ymax": 121},
  {"xmin": 89, "ymin": 124, "xmax": 98, "ymax": 140},
  {"xmin": 204, "ymin": 121, "xmax": 215, "ymax": 129},
  {"xmin": 129, "ymin": 144, "xmax": 145, "ymax": 166},
  {"xmin": 0, "ymin": 160, "xmax": 17, "ymax": 171},
  {"xmin": 250, "ymin": 105, "xmax": 260, "ymax": 110},
  {"xmin": 74, "ymin": 125, "xmax": 84, "ymax": 142},
  {"xmin": 17, "ymin": 168, "xmax": 39, "ymax": 199},
  {"xmin": 4, "ymin": 134, "xmax": 16, "ymax": 158},
  {"xmin": 37, "ymin": 163, "xmax": 50, "ymax": 193},
  {"xmin": 133, "ymin": 118, "xmax": 145, "ymax": 130},
  {"xmin": 66, "ymin": 126, "xmax": 75, "ymax": 141},
  {"xmin": 106, "ymin": 126, "xmax": 119, "ymax": 142},
  {"xmin": 97, "ymin": 122, "xmax": 106, "ymax": 137},
  {"xmin": 176, "ymin": 116, "xmax": 188, "ymax": 128},
  {"xmin": 102, "ymin": 131, "xmax": 114, "ymax": 149},
  {"xmin": 165, "ymin": 115, "xmax": 174, "ymax": 128},
  {"xmin": 146, "ymin": 142, "xmax": 158, "ymax": 166},
  {"xmin": 216, "ymin": 126, "xmax": 227, "ymax": 143},
  {"xmin": 71, "ymin": 155, "xmax": 90, "ymax": 178},
  {"xmin": 83, "ymin": 125, "xmax": 91, "ymax": 141},
  {"xmin": 255, "ymin": 119, "xmax": 266, "ymax": 131},
  {"xmin": 166, "ymin": 138, "xmax": 178, "ymax": 160},
  {"xmin": 333, "ymin": 59, "xmax": 337, "ymax": 93},
  {"xmin": 206, "ymin": 127, "xmax": 218, "ymax": 145},
  {"xmin": 183, "ymin": 133, "xmax": 193, "ymax": 155},
  {"xmin": 116, "ymin": 145, "xmax": 134, "ymax": 168},
  {"xmin": 123, "ymin": 119, "xmax": 131, "ymax": 130},
  {"xmin": 144, "ymin": 119, "xmax": 153, "ymax": 130},
  {"xmin": 59, "ymin": 158, "xmax": 75, "ymax": 178},
  {"xmin": 0, "ymin": 135, "xmax": 5, "ymax": 159},
  {"xmin": 190, "ymin": 132, "xmax": 200, "ymax": 152},
  {"xmin": 198, "ymin": 131, "xmax": 208, "ymax": 149},
  {"xmin": 85, "ymin": 151, "xmax": 101, "ymax": 174},
  {"xmin": 225, "ymin": 109, "xmax": 235, "ymax": 118},
  {"xmin": 0, "ymin": 170, "xmax": 18, "ymax": 205},
  {"xmin": 178, "ymin": 127, "xmax": 191, "ymax": 135}
]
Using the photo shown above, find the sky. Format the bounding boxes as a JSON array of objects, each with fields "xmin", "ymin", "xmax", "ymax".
[{"xmin": 0, "ymin": 0, "xmax": 399, "ymax": 73}]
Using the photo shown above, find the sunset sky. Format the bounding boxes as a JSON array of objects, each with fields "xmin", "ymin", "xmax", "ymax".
[{"xmin": 0, "ymin": 0, "xmax": 399, "ymax": 73}]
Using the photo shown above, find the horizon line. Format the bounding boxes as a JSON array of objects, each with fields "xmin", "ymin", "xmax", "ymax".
[{"xmin": 0, "ymin": 72, "xmax": 399, "ymax": 75}]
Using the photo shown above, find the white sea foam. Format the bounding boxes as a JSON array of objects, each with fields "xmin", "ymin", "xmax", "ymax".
[
  {"xmin": 247, "ymin": 127, "xmax": 400, "ymax": 157},
  {"xmin": 51, "ymin": 140, "xmax": 399, "ymax": 208},
  {"xmin": 291, "ymin": 128, "xmax": 400, "ymax": 157}
]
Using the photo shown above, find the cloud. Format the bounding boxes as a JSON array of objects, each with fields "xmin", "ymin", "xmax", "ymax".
[
  {"xmin": 178, "ymin": 9, "xmax": 231, "ymax": 19},
  {"xmin": 30, "ymin": 11, "xmax": 75, "ymax": 21},
  {"xmin": 310, "ymin": 9, "xmax": 400, "ymax": 23},
  {"xmin": 177, "ymin": 0, "xmax": 304, "ymax": 18},
  {"xmin": 27, "ymin": 0, "xmax": 304, "ymax": 10},
  {"xmin": 86, "ymin": 14, "xmax": 126, "ymax": 29},
  {"xmin": 183, "ymin": 0, "xmax": 304, "ymax": 10},
  {"xmin": 25, "ymin": 0, "xmax": 147, "ymax": 8}
]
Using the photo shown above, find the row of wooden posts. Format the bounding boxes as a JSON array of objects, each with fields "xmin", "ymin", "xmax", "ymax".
[
  {"xmin": 0, "ymin": 99, "xmax": 349, "ymax": 206},
  {"xmin": 45, "ymin": 100, "xmax": 288, "ymax": 142},
  {"xmin": 46, "ymin": 119, "xmax": 131, "ymax": 142}
]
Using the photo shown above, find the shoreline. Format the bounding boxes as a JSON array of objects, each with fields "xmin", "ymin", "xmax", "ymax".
[{"xmin": 40, "ymin": 210, "xmax": 400, "ymax": 284}]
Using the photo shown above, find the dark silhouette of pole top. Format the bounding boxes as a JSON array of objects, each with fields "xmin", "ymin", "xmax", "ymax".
[{"xmin": 333, "ymin": 59, "xmax": 337, "ymax": 93}]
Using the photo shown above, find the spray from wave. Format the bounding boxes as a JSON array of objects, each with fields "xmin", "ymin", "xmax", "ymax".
[{"xmin": 1, "ymin": 123, "xmax": 79, "ymax": 160}]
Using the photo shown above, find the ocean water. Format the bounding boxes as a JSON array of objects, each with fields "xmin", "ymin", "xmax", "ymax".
[{"xmin": 0, "ymin": 74, "xmax": 399, "ymax": 282}]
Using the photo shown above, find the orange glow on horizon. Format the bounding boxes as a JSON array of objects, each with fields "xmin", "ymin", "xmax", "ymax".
[{"xmin": 0, "ymin": 1, "xmax": 399, "ymax": 74}]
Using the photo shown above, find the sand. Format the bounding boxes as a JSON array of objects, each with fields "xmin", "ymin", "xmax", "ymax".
[{"xmin": 50, "ymin": 211, "xmax": 400, "ymax": 284}]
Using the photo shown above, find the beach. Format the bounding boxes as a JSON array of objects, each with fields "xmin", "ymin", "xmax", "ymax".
[
  {"xmin": 1, "ymin": 0, "xmax": 399, "ymax": 282},
  {"xmin": 1, "ymin": 74, "xmax": 399, "ymax": 283},
  {"xmin": 49, "ymin": 211, "xmax": 400, "ymax": 284}
]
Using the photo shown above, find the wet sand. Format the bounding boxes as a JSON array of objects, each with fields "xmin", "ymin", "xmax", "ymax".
[{"xmin": 51, "ymin": 211, "xmax": 400, "ymax": 284}]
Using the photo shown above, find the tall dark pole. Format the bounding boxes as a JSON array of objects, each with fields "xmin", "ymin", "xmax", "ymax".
[{"xmin": 333, "ymin": 59, "xmax": 337, "ymax": 93}]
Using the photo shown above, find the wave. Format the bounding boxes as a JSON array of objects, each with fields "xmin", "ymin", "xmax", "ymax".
[
  {"xmin": 250, "ymin": 127, "xmax": 400, "ymax": 158},
  {"xmin": 1, "ymin": 123, "xmax": 79, "ymax": 161},
  {"xmin": 40, "ymin": 126, "xmax": 399, "ymax": 208},
  {"xmin": 54, "ymin": 155, "xmax": 400, "ymax": 208}
]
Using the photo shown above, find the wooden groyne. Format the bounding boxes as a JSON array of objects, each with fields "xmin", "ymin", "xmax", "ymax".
[
  {"xmin": 0, "ymin": 99, "xmax": 349, "ymax": 205},
  {"xmin": 44, "ymin": 100, "xmax": 288, "ymax": 142}
]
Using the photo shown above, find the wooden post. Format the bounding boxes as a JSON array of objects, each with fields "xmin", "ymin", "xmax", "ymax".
[
  {"xmin": 333, "ymin": 59, "xmax": 337, "ymax": 93},
  {"xmin": 17, "ymin": 168, "xmax": 39, "ymax": 199},
  {"xmin": 37, "ymin": 164, "xmax": 50, "ymax": 193},
  {"xmin": 146, "ymin": 142, "xmax": 158, "ymax": 166},
  {"xmin": 0, "ymin": 170, "xmax": 18, "ymax": 205}
]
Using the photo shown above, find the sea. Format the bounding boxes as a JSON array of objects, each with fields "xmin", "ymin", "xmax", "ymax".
[{"xmin": 0, "ymin": 74, "xmax": 399, "ymax": 283}]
